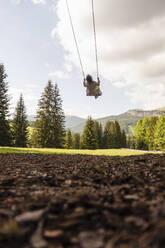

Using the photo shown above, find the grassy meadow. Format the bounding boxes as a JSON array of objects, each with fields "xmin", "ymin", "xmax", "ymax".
[{"xmin": 0, "ymin": 147, "xmax": 153, "ymax": 156}]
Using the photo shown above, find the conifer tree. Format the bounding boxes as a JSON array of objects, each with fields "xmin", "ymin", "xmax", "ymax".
[
  {"xmin": 109, "ymin": 121, "xmax": 117, "ymax": 148},
  {"xmin": 93, "ymin": 121, "xmax": 102, "ymax": 148},
  {"xmin": 121, "ymin": 129, "xmax": 126, "ymax": 148},
  {"xmin": 145, "ymin": 116, "xmax": 158, "ymax": 150},
  {"xmin": 127, "ymin": 134, "xmax": 131, "ymax": 148},
  {"xmin": 102, "ymin": 121, "xmax": 113, "ymax": 148},
  {"xmin": 0, "ymin": 64, "xmax": 11, "ymax": 146},
  {"xmin": 131, "ymin": 136, "xmax": 136, "ymax": 149},
  {"xmin": 103, "ymin": 121, "xmax": 121, "ymax": 148},
  {"xmin": 65, "ymin": 129, "xmax": 73, "ymax": 149},
  {"xmin": 102, "ymin": 121, "xmax": 110, "ymax": 148},
  {"xmin": 72, "ymin": 133, "xmax": 80, "ymax": 149},
  {"xmin": 81, "ymin": 117, "xmax": 97, "ymax": 149},
  {"xmin": 111, "ymin": 121, "xmax": 122, "ymax": 148},
  {"xmin": 134, "ymin": 119, "xmax": 148, "ymax": 150},
  {"xmin": 34, "ymin": 81, "xmax": 65, "ymax": 148},
  {"xmin": 29, "ymin": 127, "xmax": 40, "ymax": 148},
  {"xmin": 114, "ymin": 121, "xmax": 122, "ymax": 148},
  {"xmin": 98, "ymin": 123, "xmax": 103, "ymax": 148},
  {"xmin": 12, "ymin": 94, "xmax": 28, "ymax": 147},
  {"xmin": 93, "ymin": 120, "xmax": 99, "ymax": 149},
  {"xmin": 154, "ymin": 115, "xmax": 165, "ymax": 150}
]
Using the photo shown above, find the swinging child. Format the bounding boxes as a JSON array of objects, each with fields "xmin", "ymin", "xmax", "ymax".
[{"xmin": 83, "ymin": 74, "xmax": 102, "ymax": 99}]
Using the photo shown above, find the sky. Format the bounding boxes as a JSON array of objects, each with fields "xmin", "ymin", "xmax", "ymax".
[{"xmin": 0, "ymin": 0, "xmax": 165, "ymax": 118}]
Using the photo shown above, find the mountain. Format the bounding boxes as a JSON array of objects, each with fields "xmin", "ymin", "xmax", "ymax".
[
  {"xmin": 70, "ymin": 108, "xmax": 165, "ymax": 134},
  {"xmin": 65, "ymin": 115, "xmax": 85, "ymax": 129},
  {"xmin": 27, "ymin": 114, "xmax": 85, "ymax": 129},
  {"xmin": 27, "ymin": 108, "xmax": 165, "ymax": 135}
]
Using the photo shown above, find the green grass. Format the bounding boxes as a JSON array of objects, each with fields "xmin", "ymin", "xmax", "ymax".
[{"xmin": 0, "ymin": 147, "xmax": 152, "ymax": 156}]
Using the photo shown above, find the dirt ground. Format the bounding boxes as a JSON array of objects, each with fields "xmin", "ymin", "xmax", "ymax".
[{"xmin": 0, "ymin": 153, "xmax": 165, "ymax": 248}]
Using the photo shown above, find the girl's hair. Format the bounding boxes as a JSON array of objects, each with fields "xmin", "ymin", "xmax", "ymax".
[{"xmin": 86, "ymin": 74, "xmax": 93, "ymax": 83}]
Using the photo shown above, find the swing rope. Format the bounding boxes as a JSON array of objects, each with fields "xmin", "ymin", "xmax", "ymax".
[
  {"xmin": 66, "ymin": 0, "xmax": 85, "ymax": 79},
  {"xmin": 66, "ymin": 0, "xmax": 99, "ymax": 80},
  {"xmin": 91, "ymin": 0, "xmax": 99, "ymax": 79}
]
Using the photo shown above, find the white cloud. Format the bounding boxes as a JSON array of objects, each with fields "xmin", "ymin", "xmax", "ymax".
[
  {"xmin": 64, "ymin": 63, "xmax": 72, "ymax": 72},
  {"xmin": 51, "ymin": 28, "xmax": 57, "ymax": 39},
  {"xmin": 48, "ymin": 70, "xmax": 69, "ymax": 79},
  {"xmin": 126, "ymin": 82, "xmax": 165, "ymax": 110},
  {"xmin": 11, "ymin": 0, "xmax": 21, "ymax": 4},
  {"xmin": 11, "ymin": 0, "xmax": 47, "ymax": 5},
  {"xmin": 9, "ymin": 85, "xmax": 40, "ymax": 115},
  {"xmin": 31, "ymin": 0, "xmax": 46, "ymax": 5},
  {"xmin": 53, "ymin": 0, "xmax": 165, "ymax": 109},
  {"xmin": 44, "ymin": 62, "xmax": 50, "ymax": 68},
  {"xmin": 49, "ymin": 0, "xmax": 57, "ymax": 12}
]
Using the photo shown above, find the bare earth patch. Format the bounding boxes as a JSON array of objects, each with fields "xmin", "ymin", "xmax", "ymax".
[{"xmin": 0, "ymin": 153, "xmax": 165, "ymax": 248}]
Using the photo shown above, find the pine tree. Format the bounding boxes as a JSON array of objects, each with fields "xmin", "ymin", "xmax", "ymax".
[
  {"xmin": 127, "ymin": 134, "xmax": 131, "ymax": 148},
  {"xmin": 102, "ymin": 122, "xmax": 110, "ymax": 148},
  {"xmin": 154, "ymin": 115, "xmax": 165, "ymax": 150},
  {"xmin": 114, "ymin": 121, "xmax": 122, "ymax": 148},
  {"xmin": 34, "ymin": 81, "xmax": 65, "ymax": 148},
  {"xmin": 103, "ymin": 121, "xmax": 121, "ymax": 148},
  {"xmin": 102, "ymin": 121, "xmax": 112, "ymax": 148},
  {"xmin": 134, "ymin": 119, "xmax": 148, "ymax": 150},
  {"xmin": 29, "ymin": 127, "xmax": 40, "ymax": 148},
  {"xmin": 65, "ymin": 129, "xmax": 73, "ymax": 149},
  {"xmin": 145, "ymin": 116, "xmax": 158, "ymax": 150},
  {"xmin": 98, "ymin": 123, "xmax": 103, "ymax": 148},
  {"xmin": 0, "ymin": 64, "xmax": 11, "ymax": 146},
  {"xmin": 81, "ymin": 117, "xmax": 97, "ymax": 149},
  {"xmin": 72, "ymin": 133, "xmax": 80, "ymax": 149},
  {"xmin": 93, "ymin": 121, "xmax": 102, "ymax": 149},
  {"xmin": 127, "ymin": 135, "xmax": 136, "ymax": 149},
  {"xmin": 109, "ymin": 121, "xmax": 116, "ymax": 148},
  {"xmin": 12, "ymin": 94, "xmax": 28, "ymax": 147},
  {"xmin": 121, "ymin": 129, "xmax": 126, "ymax": 148}
]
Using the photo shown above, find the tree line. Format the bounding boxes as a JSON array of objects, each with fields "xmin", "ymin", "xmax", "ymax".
[
  {"xmin": 0, "ymin": 63, "xmax": 127, "ymax": 149},
  {"xmin": 65, "ymin": 118, "xmax": 126, "ymax": 149},
  {"xmin": 134, "ymin": 116, "xmax": 165, "ymax": 151}
]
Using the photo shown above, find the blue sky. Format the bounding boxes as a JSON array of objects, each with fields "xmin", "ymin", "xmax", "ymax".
[{"xmin": 1, "ymin": 0, "xmax": 165, "ymax": 118}]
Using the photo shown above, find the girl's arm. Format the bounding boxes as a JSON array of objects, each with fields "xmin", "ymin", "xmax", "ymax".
[
  {"xmin": 97, "ymin": 77, "xmax": 100, "ymax": 86},
  {"xmin": 83, "ymin": 78, "xmax": 87, "ymax": 87}
]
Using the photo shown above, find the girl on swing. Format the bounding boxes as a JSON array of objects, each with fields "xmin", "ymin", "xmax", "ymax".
[{"xmin": 83, "ymin": 74, "xmax": 102, "ymax": 99}]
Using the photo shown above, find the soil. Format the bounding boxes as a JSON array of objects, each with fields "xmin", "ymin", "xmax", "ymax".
[{"xmin": 0, "ymin": 153, "xmax": 165, "ymax": 248}]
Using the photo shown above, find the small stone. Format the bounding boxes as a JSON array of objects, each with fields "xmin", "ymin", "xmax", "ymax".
[
  {"xmin": 44, "ymin": 230, "xmax": 64, "ymax": 238},
  {"xmin": 30, "ymin": 220, "xmax": 47, "ymax": 248},
  {"xmin": 74, "ymin": 207, "xmax": 85, "ymax": 213},
  {"xmin": 79, "ymin": 231, "xmax": 104, "ymax": 248},
  {"xmin": 124, "ymin": 194, "xmax": 139, "ymax": 200},
  {"xmin": 64, "ymin": 179, "xmax": 72, "ymax": 186},
  {"xmin": 0, "ymin": 209, "xmax": 13, "ymax": 217},
  {"xmin": 15, "ymin": 209, "xmax": 45, "ymax": 223}
]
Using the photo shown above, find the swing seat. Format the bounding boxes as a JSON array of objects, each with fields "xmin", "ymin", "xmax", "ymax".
[
  {"xmin": 94, "ymin": 90, "xmax": 102, "ymax": 98},
  {"xmin": 87, "ymin": 93, "xmax": 95, "ymax": 96},
  {"xmin": 86, "ymin": 90, "xmax": 102, "ymax": 98},
  {"xmin": 86, "ymin": 85, "xmax": 102, "ymax": 97}
]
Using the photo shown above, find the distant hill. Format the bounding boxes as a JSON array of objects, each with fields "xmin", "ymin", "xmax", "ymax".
[
  {"xmin": 65, "ymin": 115, "xmax": 85, "ymax": 129},
  {"xmin": 70, "ymin": 108, "xmax": 165, "ymax": 135},
  {"xmin": 27, "ymin": 108, "xmax": 165, "ymax": 135},
  {"xmin": 27, "ymin": 114, "xmax": 86, "ymax": 130}
]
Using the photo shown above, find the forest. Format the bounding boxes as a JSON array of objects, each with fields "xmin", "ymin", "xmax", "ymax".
[
  {"xmin": 1, "ymin": 63, "xmax": 165, "ymax": 152},
  {"xmin": 0, "ymin": 63, "xmax": 127, "ymax": 150}
]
